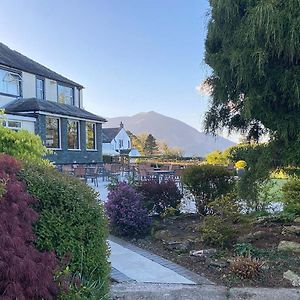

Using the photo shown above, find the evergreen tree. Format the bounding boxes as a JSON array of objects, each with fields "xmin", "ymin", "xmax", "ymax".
[
  {"xmin": 144, "ymin": 134, "xmax": 159, "ymax": 156},
  {"xmin": 204, "ymin": 0, "xmax": 300, "ymax": 145}
]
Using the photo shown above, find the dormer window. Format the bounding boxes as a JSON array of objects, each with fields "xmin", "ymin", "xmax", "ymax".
[
  {"xmin": 0, "ymin": 68, "xmax": 21, "ymax": 97},
  {"xmin": 36, "ymin": 77, "xmax": 45, "ymax": 100},
  {"xmin": 58, "ymin": 84, "xmax": 74, "ymax": 105}
]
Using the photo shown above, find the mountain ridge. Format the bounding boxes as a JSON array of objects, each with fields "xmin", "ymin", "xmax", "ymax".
[{"xmin": 104, "ymin": 111, "xmax": 234, "ymax": 156}]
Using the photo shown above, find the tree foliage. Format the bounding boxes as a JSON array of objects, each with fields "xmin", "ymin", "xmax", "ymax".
[
  {"xmin": 205, "ymin": 150, "xmax": 229, "ymax": 165},
  {"xmin": 204, "ymin": 0, "xmax": 300, "ymax": 144},
  {"xmin": 144, "ymin": 134, "xmax": 159, "ymax": 156},
  {"xmin": 0, "ymin": 126, "xmax": 49, "ymax": 165}
]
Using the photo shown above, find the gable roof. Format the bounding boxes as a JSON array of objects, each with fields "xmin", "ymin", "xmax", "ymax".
[
  {"xmin": 0, "ymin": 43, "xmax": 83, "ymax": 88},
  {"xmin": 102, "ymin": 128, "xmax": 121, "ymax": 143},
  {"xmin": 4, "ymin": 98, "xmax": 106, "ymax": 123}
]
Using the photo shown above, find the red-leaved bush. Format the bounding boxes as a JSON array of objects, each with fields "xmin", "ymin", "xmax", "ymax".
[
  {"xmin": 0, "ymin": 154, "xmax": 58, "ymax": 299},
  {"xmin": 105, "ymin": 182, "xmax": 151, "ymax": 237},
  {"xmin": 137, "ymin": 180, "xmax": 182, "ymax": 216}
]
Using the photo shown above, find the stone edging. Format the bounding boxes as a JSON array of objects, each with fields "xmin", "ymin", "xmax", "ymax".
[
  {"xmin": 111, "ymin": 267, "xmax": 136, "ymax": 283},
  {"xmin": 109, "ymin": 235, "xmax": 214, "ymax": 285}
]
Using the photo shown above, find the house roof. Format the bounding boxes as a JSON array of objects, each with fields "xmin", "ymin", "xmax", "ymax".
[
  {"xmin": 0, "ymin": 43, "xmax": 83, "ymax": 88},
  {"xmin": 102, "ymin": 128, "xmax": 121, "ymax": 143},
  {"xmin": 4, "ymin": 98, "xmax": 106, "ymax": 123}
]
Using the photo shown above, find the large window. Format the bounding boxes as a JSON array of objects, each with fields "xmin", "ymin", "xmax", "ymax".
[
  {"xmin": 58, "ymin": 84, "xmax": 74, "ymax": 105},
  {"xmin": 36, "ymin": 77, "xmax": 45, "ymax": 100},
  {"xmin": 68, "ymin": 120, "xmax": 80, "ymax": 149},
  {"xmin": 0, "ymin": 68, "xmax": 21, "ymax": 96},
  {"xmin": 2, "ymin": 120, "xmax": 22, "ymax": 131},
  {"xmin": 86, "ymin": 122, "xmax": 96, "ymax": 150},
  {"xmin": 45, "ymin": 117, "xmax": 60, "ymax": 149}
]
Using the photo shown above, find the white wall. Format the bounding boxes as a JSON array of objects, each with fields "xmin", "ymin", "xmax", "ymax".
[
  {"xmin": 21, "ymin": 120, "xmax": 35, "ymax": 132},
  {"xmin": 22, "ymin": 71, "xmax": 36, "ymax": 98},
  {"xmin": 74, "ymin": 88, "xmax": 80, "ymax": 107},
  {"xmin": 114, "ymin": 128, "xmax": 131, "ymax": 150},
  {"xmin": 3, "ymin": 114, "xmax": 35, "ymax": 133}
]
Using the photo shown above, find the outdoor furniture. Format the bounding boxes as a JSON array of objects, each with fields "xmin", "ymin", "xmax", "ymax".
[
  {"xmin": 74, "ymin": 166, "xmax": 87, "ymax": 181},
  {"xmin": 62, "ymin": 165, "xmax": 74, "ymax": 176}
]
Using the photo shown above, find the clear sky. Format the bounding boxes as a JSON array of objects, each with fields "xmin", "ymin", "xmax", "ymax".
[{"xmin": 0, "ymin": 0, "xmax": 227, "ymax": 138}]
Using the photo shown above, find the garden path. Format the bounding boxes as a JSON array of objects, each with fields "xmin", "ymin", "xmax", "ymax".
[{"xmin": 88, "ymin": 180, "xmax": 210, "ymax": 285}]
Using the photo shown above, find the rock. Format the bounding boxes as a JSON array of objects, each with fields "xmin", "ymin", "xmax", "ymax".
[
  {"xmin": 283, "ymin": 270, "xmax": 300, "ymax": 287},
  {"xmin": 189, "ymin": 248, "xmax": 217, "ymax": 259},
  {"xmin": 255, "ymin": 216, "xmax": 277, "ymax": 225},
  {"xmin": 294, "ymin": 217, "xmax": 300, "ymax": 223},
  {"xmin": 185, "ymin": 223, "xmax": 202, "ymax": 232},
  {"xmin": 165, "ymin": 240, "xmax": 192, "ymax": 252},
  {"xmin": 153, "ymin": 230, "xmax": 172, "ymax": 241},
  {"xmin": 278, "ymin": 241, "xmax": 300, "ymax": 253},
  {"xmin": 282, "ymin": 225, "xmax": 300, "ymax": 236},
  {"xmin": 209, "ymin": 259, "xmax": 229, "ymax": 268},
  {"xmin": 238, "ymin": 231, "xmax": 267, "ymax": 242}
]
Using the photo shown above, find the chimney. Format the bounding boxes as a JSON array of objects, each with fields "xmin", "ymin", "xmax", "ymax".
[{"xmin": 120, "ymin": 121, "xmax": 124, "ymax": 128}]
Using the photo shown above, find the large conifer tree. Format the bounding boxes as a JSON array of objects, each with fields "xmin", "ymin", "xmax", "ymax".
[{"xmin": 204, "ymin": 0, "xmax": 300, "ymax": 143}]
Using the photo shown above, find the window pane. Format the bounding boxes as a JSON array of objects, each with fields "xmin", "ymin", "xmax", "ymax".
[
  {"xmin": 7, "ymin": 121, "xmax": 21, "ymax": 128},
  {"xmin": 58, "ymin": 84, "xmax": 74, "ymax": 105},
  {"xmin": 86, "ymin": 122, "xmax": 96, "ymax": 150},
  {"xmin": 45, "ymin": 117, "xmax": 60, "ymax": 148},
  {"xmin": 0, "ymin": 69, "xmax": 20, "ymax": 96},
  {"xmin": 36, "ymin": 78, "xmax": 44, "ymax": 99},
  {"xmin": 68, "ymin": 120, "xmax": 80, "ymax": 149}
]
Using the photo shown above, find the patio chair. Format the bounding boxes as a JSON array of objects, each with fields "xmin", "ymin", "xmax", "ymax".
[
  {"xmin": 85, "ymin": 166, "xmax": 99, "ymax": 186},
  {"xmin": 74, "ymin": 166, "xmax": 87, "ymax": 181}
]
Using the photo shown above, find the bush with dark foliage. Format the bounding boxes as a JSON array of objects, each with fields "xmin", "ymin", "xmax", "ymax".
[
  {"xmin": 0, "ymin": 154, "xmax": 58, "ymax": 299},
  {"xmin": 137, "ymin": 180, "xmax": 182, "ymax": 216},
  {"xmin": 182, "ymin": 164, "xmax": 234, "ymax": 215},
  {"xmin": 105, "ymin": 182, "xmax": 151, "ymax": 237}
]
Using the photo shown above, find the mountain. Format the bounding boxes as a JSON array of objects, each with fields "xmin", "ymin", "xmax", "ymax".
[{"xmin": 104, "ymin": 111, "xmax": 235, "ymax": 157}]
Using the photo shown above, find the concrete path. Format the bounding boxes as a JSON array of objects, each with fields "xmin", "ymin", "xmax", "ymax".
[
  {"xmin": 89, "ymin": 180, "xmax": 207, "ymax": 285},
  {"xmin": 109, "ymin": 240, "xmax": 194, "ymax": 284}
]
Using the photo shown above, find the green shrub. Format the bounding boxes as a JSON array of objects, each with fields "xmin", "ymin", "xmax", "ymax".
[
  {"xmin": 19, "ymin": 163, "xmax": 110, "ymax": 296},
  {"xmin": 0, "ymin": 126, "xmax": 49, "ymax": 165},
  {"xmin": 200, "ymin": 194, "xmax": 241, "ymax": 247},
  {"xmin": 182, "ymin": 165, "xmax": 234, "ymax": 215},
  {"xmin": 282, "ymin": 177, "xmax": 300, "ymax": 216},
  {"xmin": 233, "ymin": 243, "xmax": 263, "ymax": 258}
]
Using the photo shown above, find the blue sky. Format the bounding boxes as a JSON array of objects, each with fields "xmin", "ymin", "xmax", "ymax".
[{"xmin": 0, "ymin": 0, "xmax": 220, "ymax": 137}]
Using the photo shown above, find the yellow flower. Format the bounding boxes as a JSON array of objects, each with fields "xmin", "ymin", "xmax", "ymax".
[{"xmin": 235, "ymin": 160, "xmax": 247, "ymax": 169}]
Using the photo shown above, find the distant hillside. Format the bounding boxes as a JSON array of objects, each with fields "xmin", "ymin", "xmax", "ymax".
[{"xmin": 104, "ymin": 111, "xmax": 235, "ymax": 157}]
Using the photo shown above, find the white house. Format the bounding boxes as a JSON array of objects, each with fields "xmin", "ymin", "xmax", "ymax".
[{"xmin": 102, "ymin": 122, "xmax": 141, "ymax": 157}]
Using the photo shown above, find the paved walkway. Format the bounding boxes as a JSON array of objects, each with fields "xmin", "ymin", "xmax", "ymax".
[
  {"xmin": 89, "ymin": 180, "xmax": 208, "ymax": 285},
  {"xmin": 109, "ymin": 235, "xmax": 212, "ymax": 285}
]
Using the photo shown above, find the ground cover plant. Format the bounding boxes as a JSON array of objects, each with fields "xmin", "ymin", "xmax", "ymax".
[
  {"xmin": 0, "ymin": 154, "xmax": 58, "ymax": 299},
  {"xmin": 19, "ymin": 163, "xmax": 110, "ymax": 297}
]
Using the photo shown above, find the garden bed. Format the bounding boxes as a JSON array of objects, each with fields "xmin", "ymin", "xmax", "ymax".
[{"xmin": 126, "ymin": 214, "xmax": 300, "ymax": 288}]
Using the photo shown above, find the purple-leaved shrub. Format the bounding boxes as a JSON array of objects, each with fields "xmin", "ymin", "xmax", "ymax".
[
  {"xmin": 137, "ymin": 180, "xmax": 182, "ymax": 216},
  {"xmin": 105, "ymin": 182, "xmax": 151, "ymax": 237},
  {"xmin": 0, "ymin": 154, "xmax": 58, "ymax": 299}
]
